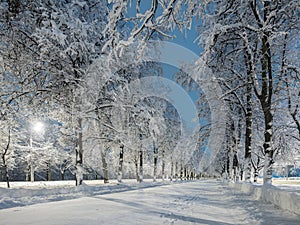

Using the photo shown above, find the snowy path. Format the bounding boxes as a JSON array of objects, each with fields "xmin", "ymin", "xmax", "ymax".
[{"xmin": 0, "ymin": 180, "xmax": 299, "ymax": 225}]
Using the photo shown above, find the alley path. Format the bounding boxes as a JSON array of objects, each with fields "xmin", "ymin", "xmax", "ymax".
[{"xmin": 0, "ymin": 180, "xmax": 299, "ymax": 225}]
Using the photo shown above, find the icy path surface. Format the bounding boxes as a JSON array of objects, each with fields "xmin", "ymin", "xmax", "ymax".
[{"xmin": 0, "ymin": 180, "xmax": 299, "ymax": 225}]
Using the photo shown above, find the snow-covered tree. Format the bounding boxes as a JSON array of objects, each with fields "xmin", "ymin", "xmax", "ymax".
[
  {"xmin": 31, "ymin": 0, "xmax": 107, "ymax": 185},
  {"xmin": 198, "ymin": 0, "xmax": 300, "ymax": 185}
]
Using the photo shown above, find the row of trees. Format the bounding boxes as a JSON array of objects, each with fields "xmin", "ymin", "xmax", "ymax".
[
  {"xmin": 0, "ymin": 0, "xmax": 201, "ymax": 187},
  {"xmin": 199, "ymin": 0, "xmax": 300, "ymax": 184},
  {"xmin": 1, "ymin": 0, "xmax": 299, "ymax": 188},
  {"xmin": 110, "ymin": 0, "xmax": 300, "ymax": 185},
  {"xmin": 103, "ymin": 0, "xmax": 300, "ymax": 185}
]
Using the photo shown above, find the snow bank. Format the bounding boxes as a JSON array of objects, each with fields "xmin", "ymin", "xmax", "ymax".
[
  {"xmin": 0, "ymin": 179, "xmax": 172, "ymax": 209},
  {"xmin": 229, "ymin": 182, "xmax": 300, "ymax": 215}
]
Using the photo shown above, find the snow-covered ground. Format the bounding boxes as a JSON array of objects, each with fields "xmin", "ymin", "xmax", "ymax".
[
  {"xmin": 256, "ymin": 178, "xmax": 300, "ymax": 192},
  {"xmin": 0, "ymin": 179, "xmax": 299, "ymax": 225}
]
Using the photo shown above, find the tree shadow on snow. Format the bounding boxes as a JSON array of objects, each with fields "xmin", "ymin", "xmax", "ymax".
[{"xmin": 97, "ymin": 195, "xmax": 233, "ymax": 225}]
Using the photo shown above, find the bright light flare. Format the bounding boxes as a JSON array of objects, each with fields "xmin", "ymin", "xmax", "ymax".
[{"xmin": 32, "ymin": 121, "xmax": 44, "ymax": 133}]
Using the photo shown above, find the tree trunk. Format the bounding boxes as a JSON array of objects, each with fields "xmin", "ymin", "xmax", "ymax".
[
  {"xmin": 117, "ymin": 144, "xmax": 124, "ymax": 183},
  {"xmin": 244, "ymin": 37, "xmax": 254, "ymax": 183},
  {"xmin": 153, "ymin": 156, "xmax": 158, "ymax": 182},
  {"xmin": 260, "ymin": 2, "xmax": 274, "ymax": 186},
  {"xmin": 233, "ymin": 110, "xmax": 241, "ymax": 182},
  {"xmin": 170, "ymin": 160, "xmax": 174, "ymax": 181},
  {"xmin": 226, "ymin": 146, "xmax": 230, "ymax": 180},
  {"xmin": 180, "ymin": 164, "xmax": 183, "ymax": 180},
  {"xmin": 175, "ymin": 161, "xmax": 178, "ymax": 180},
  {"xmin": 229, "ymin": 115, "xmax": 235, "ymax": 181},
  {"xmin": 61, "ymin": 171, "xmax": 65, "ymax": 180},
  {"xmin": 2, "ymin": 128, "xmax": 11, "ymax": 188},
  {"xmin": 153, "ymin": 141, "xmax": 158, "ymax": 182},
  {"xmin": 75, "ymin": 117, "xmax": 83, "ymax": 186},
  {"xmin": 261, "ymin": 33, "xmax": 274, "ymax": 184},
  {"xmin": 30, "ymin": 136, "xmax": 34, "ymax": 182},
  {"xmin": 261, "ymin": 89, "xmax": 274, "ymax": 185},
  {"xmin": 253, "ymin": 169, "xmax": 259, "ymax": 183},
  {"xmin": 135, "ymin": 158, "xmax": 139, "ymax": 182},
  {"xmin": 261, "ymin": 92, "xmax": 274, "ymax": 185},
  {"xmin": 233, "ymin": 154, "xmax": 239, "ymax": 182},
  {"xmin": 4, "ymin": 165, "xmax": 10, "ymax": 188},
  {"xmin": 244, "ymin": 87, "xmax": 252, "ymax": 182},
  {"xmin": 289, "ymin": 97, "xmax": 300, "ymax": 137},
  {"xmin": 25, "ymin": 167, "xmax": 30, "ymax": 181},
  {"xmin": 252, "ymin": 156, "xmax": 261, "ymax": 183},
  {"xmin": 248, "ymin": 1, "xmax": 274, "ymax": 186},
  {"xmin": 139, "ymin": 150, "xmax": 143, "ymax": 182},
  {"xmin": 161, "ymin": 151, "xmax": 165, "ymax": 181},
  {"xmin": 46, "ymin": 161, "xmax": 51, "ymax": 181},
  {"xmin": 101, "ymin": 148, "xmax": 109, "ymax": 183}
]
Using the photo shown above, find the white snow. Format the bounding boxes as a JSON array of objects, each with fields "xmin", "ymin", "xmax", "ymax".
[
  {"xmin": 229, "ymin": 181, "xmax": 300, "ymax": 215},
  {"xmin": 0, "ymin": 180, "xmax": 299, "ymax": 225}
]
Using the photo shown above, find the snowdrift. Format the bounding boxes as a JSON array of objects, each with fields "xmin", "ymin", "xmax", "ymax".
[{"xmin": 229, "ymin": 182, "xmax": 300, "ymax": 215}]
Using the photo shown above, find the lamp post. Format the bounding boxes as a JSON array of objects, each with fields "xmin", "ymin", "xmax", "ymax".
[{"xmin": 29, "ymin": 121, "xmax": 44, "ymax": 182}]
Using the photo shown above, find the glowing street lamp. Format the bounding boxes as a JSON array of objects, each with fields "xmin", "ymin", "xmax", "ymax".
[
  {"xmin": 29, "ymin": 121, "xmax": 45, "ymax": 182},
  {"xmin": 32, "ymin": 121, "xmax": 44, "ymax": 133}
]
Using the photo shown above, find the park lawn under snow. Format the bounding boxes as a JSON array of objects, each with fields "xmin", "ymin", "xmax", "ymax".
[
  {"xmin": 0, "ymin": 179, "xmax": 299, "ymax": 225},
  {"xmin": 0, "ymin": 179, "xmax": 160, "ymax": 209}
]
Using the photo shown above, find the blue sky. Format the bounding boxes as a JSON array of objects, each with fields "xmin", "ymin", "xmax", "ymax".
[
  {"xmin": 124, "ymin": 0, "xmax": 202, "ymax": 55},
  {"xmin": 171, "ymin": 22, "xmax": 202, "ymax": 56},
  {"xmin": 124, "ymin": 1, "xmax": 206, "ymax": 133}
]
